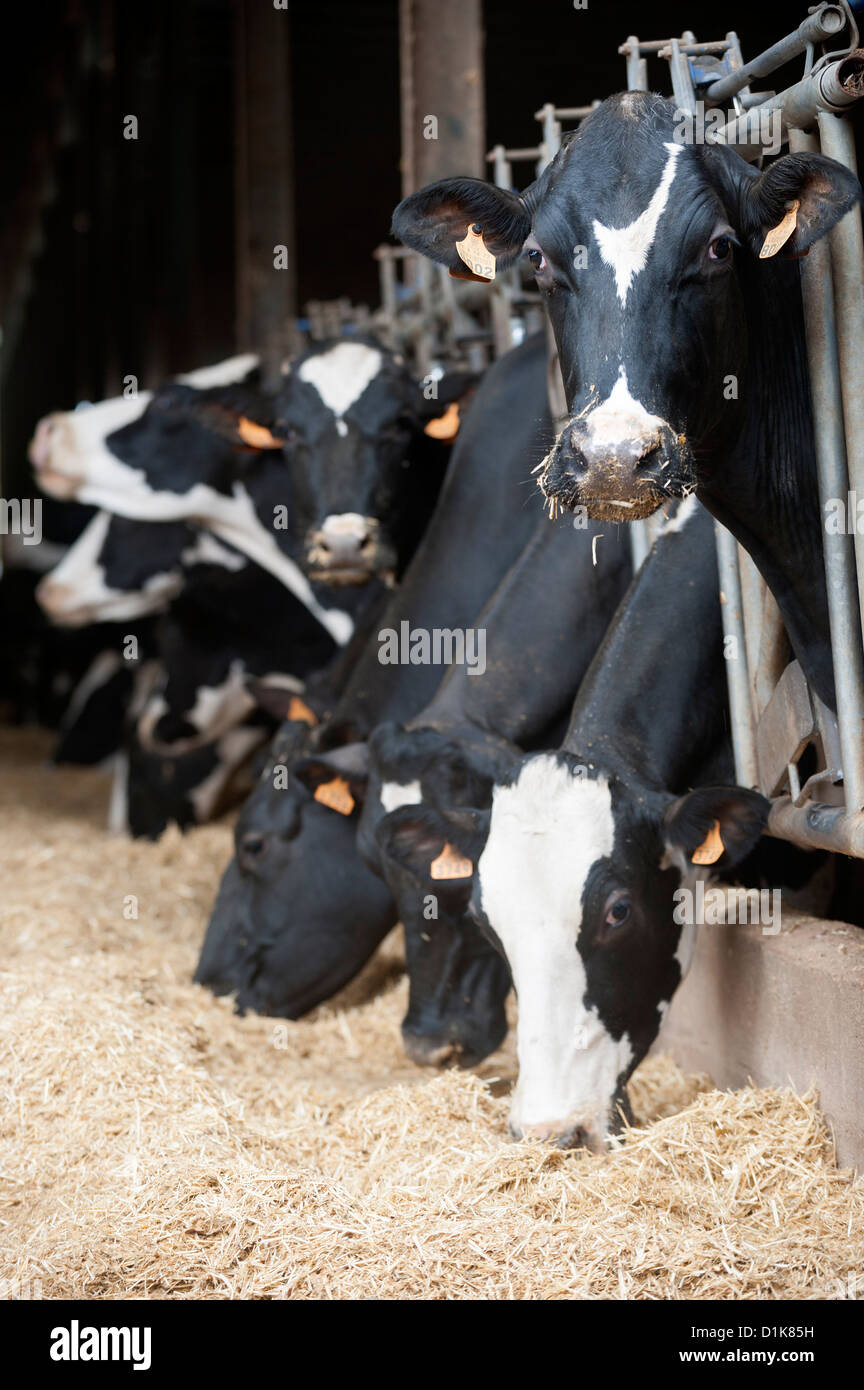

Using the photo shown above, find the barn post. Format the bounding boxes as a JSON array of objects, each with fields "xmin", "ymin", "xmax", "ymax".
[
  {"xmin": 398, "ymin": 0, "xmax": 485, "ymax": 197},
  {"xmin": 234, "ymin": 0, "xmax": 296, "ymax": 386}
]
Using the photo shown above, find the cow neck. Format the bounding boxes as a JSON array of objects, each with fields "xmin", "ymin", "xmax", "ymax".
[
  {"xmin": 561, "ymin": 508, "xmax": 726, "ymax": 799},
  {"xmin": 696, "ymin": 253, "xmax": 835, "ymax": 708}
]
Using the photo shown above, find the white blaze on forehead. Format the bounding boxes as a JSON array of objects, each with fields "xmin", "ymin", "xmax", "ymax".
[
  {"xmin": 477, "ymin": 754, "xmax": 632, "ymax": 1138},
  {"xmin": 380, "ymin": 779, "xmax": 423, "ymax": 814},
  {"xmin": 298, "ymin": 342, "xmax": 383, "ymax": 419},
  {"xmin": 175, "ymin": 353, "xmax": 259, "ymax": 389},
  {"xmin": 583, "ymin": 366, "xmax": 665, "ymax": 450},
  {"xmin": 592, "ymin": 141, "xmax": 683, "ymax": 305}
]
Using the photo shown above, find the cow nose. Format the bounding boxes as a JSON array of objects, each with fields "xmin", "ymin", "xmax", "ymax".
[
  {"xmin": 509, "ymin": 1119, "xmax": 599, "ymax": 1151},
  {"xmin": 306, "ymin": 513, "xmax": 378, "ymax": 570},
  {"xmin": 569, "ymin": 418, "xmax": 662, "ymax": 470},
  {"xmin": 28, "ymin": 415, "xmax": 56, "ymax": 470},
  {"xmin": 401, "ymin": 1028, "xmax": 460, "ymax": 1068}
]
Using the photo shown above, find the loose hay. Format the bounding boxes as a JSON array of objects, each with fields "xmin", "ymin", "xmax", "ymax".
[{"xmin": 1, "ymin": 729, "xmax": 862, "ymax": 1300}]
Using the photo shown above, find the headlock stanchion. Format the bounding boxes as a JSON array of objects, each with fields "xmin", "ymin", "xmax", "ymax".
[{"xmin": 618, "ymin": 2, "xmax": 864, "ymax": 856}]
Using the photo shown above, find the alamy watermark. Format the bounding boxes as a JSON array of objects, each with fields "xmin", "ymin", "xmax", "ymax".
[
  {"xmin": 378, "ymin": 622, "xmax": 486, "ymax": 676},
  {"xmin": 0, "ymin": 497, "xmax": 41, "ymax": 545},
  {"xmin": 674, "ymin": 882, "xmax": 781, "ymax": 935}
]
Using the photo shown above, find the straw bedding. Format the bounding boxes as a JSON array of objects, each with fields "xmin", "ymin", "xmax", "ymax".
[{"xmin": 1, "ymin": 727, "xmax": 862, "ymax": 1300}]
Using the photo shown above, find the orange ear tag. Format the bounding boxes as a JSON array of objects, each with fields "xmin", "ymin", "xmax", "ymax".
[
  {"xmin": 287, "ymin": 696, "xmax": 318, "ymax": 727},
  {"xmin": 313, "ymin": 776, "xmax": 355, "ymax": 815},
  {"xmin": 453, "ymin": 223, "xmax": 496, "ymax": 282},
  {"xmin": 759, "ymin": 200, "xmax": 799, "ymax": 259},
  {"xmin": 429, "ymin": 842, "xmax": 474, "ymax": 880},
  {"xmin": 237, "ymin": 416, "xmax": 283, "ymax": 449},
  {"xmin": 691, "ymin": 819, "xmax": 725, "ymax": 866},
  {"xmin": 423, "ymin": 401, "xmax": 460, "ymax": 441}
]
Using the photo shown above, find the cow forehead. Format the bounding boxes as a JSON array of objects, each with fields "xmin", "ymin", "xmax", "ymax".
[
  {"xmin": 477, "ymin": 754, "xmax": 615, "ymax": 949},
  {"xmin": 297, "ymin": 342, "xmax": 384, "ymax": 417}
]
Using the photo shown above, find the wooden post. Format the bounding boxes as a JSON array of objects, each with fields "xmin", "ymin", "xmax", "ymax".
[
  {"xmin": 234, "ymin": 0, "xmax": 296, "ymax": 382},
  {"xmin": 399, "ymin": 0, "xmax": 485, "ymax": 197}
]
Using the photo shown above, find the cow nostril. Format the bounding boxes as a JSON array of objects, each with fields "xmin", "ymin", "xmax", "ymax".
[{"xmin": 239, "ymin": 831, "xmax": 267, "ymax": 868}]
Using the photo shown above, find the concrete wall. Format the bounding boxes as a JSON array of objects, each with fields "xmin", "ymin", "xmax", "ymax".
[{"xmin": 657, "ymin": 911, "xmax": 864, "ymax": 1170}]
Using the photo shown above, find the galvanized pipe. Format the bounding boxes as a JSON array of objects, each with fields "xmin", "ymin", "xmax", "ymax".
[
  {"xmin": 715, "ymin": 521, "xmax": 760, "ymax": 788},
  {"xmin": 817, "ymin": 111, "xmax": 864, "ymax": 653},
  {"xmin": 716, "ymin": 52, "xmax": 864, "ymax": 159},
  {"xmin": 768, "ymin": 796, "xmax": 864, "ymax": 853},
  {"xmin": 705, "ymin": 5, "xmax": 847, "ymax": 105},
  {"xmin": 790, "ymin": 127, "xmax": 864, "ymax": 814}
]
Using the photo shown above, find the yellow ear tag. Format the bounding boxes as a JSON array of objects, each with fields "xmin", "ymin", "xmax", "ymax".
[
  {"xmin": 454, "ymin": 223, "xmax": 496, "ymax": 282},
  {"xmin": 691, "ymin": 819, "xmax": 725, "ymax": 866},
  {"xmin": 287, "ymin": 696, "xmax": 318, "ymax": 727},
  {"xmin": 237, "ymin": 417, "xmax": 283, "ymax": 449},
  {"xmin": 429, "ymin": 842, "xmax": 474, "ymax": 880},
  {"xmin": 424, "ymin": 401, "xmax": 460, "ymax": 441},
  {"xmin": 313, "ymin": 776, "xmax": 354, "ymax": 815},
  {"xmin": 759, "ymin": 200, "xmax": 800, "ymax": 259}
]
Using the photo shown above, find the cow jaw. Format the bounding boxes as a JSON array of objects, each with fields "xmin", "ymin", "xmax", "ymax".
[{"xmin": 476, "ymin": 754, "xmax": 631, "ymax": 1148}]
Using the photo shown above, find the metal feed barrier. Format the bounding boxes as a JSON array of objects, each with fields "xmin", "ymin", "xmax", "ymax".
[{"xmin": 615, "ymin": 2, "xmax": 864, "ymax": 856}]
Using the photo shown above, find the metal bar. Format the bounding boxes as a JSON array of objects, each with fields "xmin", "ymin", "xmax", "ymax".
[
  {"xmin": 716, "ymin": 522, "xmax": 760, "ymax": 788},
  {"xmin": 705, "ymin": 5, "xmax": 847, "ymax": 104},
  {"xmin": 623, "ymin": 36, "xmax": 648, "ymax": 90},
  {"xmin": 715, "ymin": 52, "xmax": 864, "ymax": 158},
  {"xmin": 790, "ymin": 127, "xmax": 864, "ymax": 815},
  {"xmin": 817, "ymin": 111, "xmax": 864, "ymax": 658},
  {"xmin": 767, "ymin": 797, "xmax": 864, "ymax": 853}
]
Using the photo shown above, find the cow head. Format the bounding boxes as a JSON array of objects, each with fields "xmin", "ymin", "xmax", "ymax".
[
  {"xmin": 361, "ymin": 722, "xmax": 513, "ymax": 1066},
  {"xmin": 194, "ymin": 726, "xmax": 396, "ymax": 1014},
  {"xmin": 393, "ymin": 92, "xmax": 861, "ymax": 521},
  {"xmin": 243, "ymin": 339, "xmax": 472, "ymax": 584},
  {"xmin": 471, "ymin": 751, "xmax": 768, "ymax": 1149}
]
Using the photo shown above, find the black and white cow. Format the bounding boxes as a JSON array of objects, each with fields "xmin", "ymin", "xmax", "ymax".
[
  {"xmin": 30, "ymin": 340, "xmax": 465, "ymax": 646},
  {"xmin": 387, "ymin": 504, "xmax": 822, "ymax": 1148},
  {"xmin": 392, "ymin": 91, "xmax": 863, "ymax": 709},
  {"xmin": 194, "ymin": 333, "xmax": 554, "ymax": 1011},
  {"xmin": 354, "ymin": 508, "xmax": 632, "ymax": 1065}
]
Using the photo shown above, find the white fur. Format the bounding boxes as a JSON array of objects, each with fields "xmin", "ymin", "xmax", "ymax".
[
  {"xmin": 658, "ymin": 492, "xmax": 699, "ymax": 536},
  {"xmin": 175, "ymin": 353, "xmax": 259, "ymax": 389},
  {"xmin": 592, "ymin": 141, "xmax": 683, "ymax": 305},
  {"xmin": 582, "ymin": 366, "xmax": 665, "ymax": 452},
  {"xmin": 298, "ymin": 342, "xmax": 383, "ymax": 419},
  {"xmin": 380, "ymin": 779, "xmax": 423, "ymax": 814},
  {"xmin": 189, "ymin": 725, "xmax": 269, "ymax": 821},
  {"xmin": 180, "ymin": 530, "xmax": 247, "ymax": 571},
  {"xmin": 477, "ymin": 754, "xmax": 632, "ymax": 1141},
  {"xmin": 37, "ymin": 511, "xmax": 181, "ymax": 625}
]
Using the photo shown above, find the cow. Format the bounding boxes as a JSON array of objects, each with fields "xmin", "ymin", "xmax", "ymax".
[
  {"xmin": 29, "ymin": 340, "xmax": 467, "ymax": 646},
  {"xmin": 194, "ymin": 332, "xmax": 554, "ymax": 1011},
  {"xmin": 392, "ymin": 91, "xmax": 863, "ymax": 710},
  {"xmin": 351, "ymin": 507, "xmax": 632, "ymax": 1066},
  {"xmin": 381, "ymin": 503, "xmax": 826, "ymax": 1149}
]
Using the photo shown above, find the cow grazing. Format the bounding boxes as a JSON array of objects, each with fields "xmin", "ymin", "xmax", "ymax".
[
  {"xmin": 194, "ymin": 333, "xmax": 554, "ymax": 1012},
  {"xmin": 392, "ymin": 91, "xmax": 863, "ymax": 709},
  {"xmin": 356, "ymin": 507, "xmax": 632, "ymax": 1066}
]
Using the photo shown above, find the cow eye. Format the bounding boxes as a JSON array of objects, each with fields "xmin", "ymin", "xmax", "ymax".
[
  {"xmin": 527, "ymin": 248, "xmax": 547, "ymax": 272},
  {"xmin": 708, "ymin": 234, "xmax": 734, "ymax": 262},
  {"xmin": 603, "ymin": 893, "xmax": 632, "ymax": 929}
]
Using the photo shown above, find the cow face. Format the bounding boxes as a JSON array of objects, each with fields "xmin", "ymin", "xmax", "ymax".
[
  {"xmin": 472, "ymin": 752, "xmax": 768, "ymax": 1149},
  {"xmin": 262, "ymin": 340, "xmax": 468, "ymax": 584},
  {"xmin": 194, "ymin": 727, "xmax": 396, "ymax": 1015},
  {"xmin": 361, "ymin": 723, "xmax": 512, "ymax": 1066},
  {"xmin": 392, "ymin": 92, "xmax": 861, "ymax": 521},
  {"xmin": 376, "ymin": 802, "xmax": 509, "ymax": 1068}
]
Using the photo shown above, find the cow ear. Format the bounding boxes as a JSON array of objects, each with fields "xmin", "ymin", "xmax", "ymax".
[
  {"xmin": 663, "ymin": 786, "xmax": 769, "ymax": 870},
  {"xmin": 247, "ymin": 677, "xmax": 319, "ymax": 727},
  {"xmin": 392, "ymin": 177, "xmax": 532, "ymax": 274},
  {"xmin": 293, "ymin": 743, "xmax": 369, "ymax": 814},
  {"xmin": 742, "ymin": 153, "xmax": 862, "ymax": 258},
  {"xmin": 378, "ymin": 804, "xmax": 488, "ymax": 878}
]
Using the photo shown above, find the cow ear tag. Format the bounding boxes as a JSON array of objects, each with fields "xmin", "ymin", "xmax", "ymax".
[
  {"xmin": 452, "ymin": 223, "xmax": 496, "ymax": 282},
  {"xmin": 429, "ymin": 842, "xmax": 474, "ymax": 880},
  {"xmin": 287, "ymin": 696, "xmax": 318, "ymax": 727},
  {"xmin": 237, "ymin": 416, "xmax": 283, "ymax": 449},
  {"xmin": 424, "ymin": 401, "xmax": 461, "ymax": 441},
  {"xmin": 691, "ymin": 819, "xmax": 725, "ymax": 866},
  {"xmin": 759, "ymin": 200, "xmax": 800, "ymax": 259},
  {"xmin": 313, "ymin": 776, "xmax": 355, "ymax": 815}
]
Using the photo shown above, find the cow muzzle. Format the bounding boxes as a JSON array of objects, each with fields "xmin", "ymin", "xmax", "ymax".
[
  {"xmin": 305, "ymin": 513, "xmax": 396, "ymax": 586},
  {"xmin": 509, "ymin": 1117, "xmax": 605, "ymax": 1153},
  {"xmin": 28, "ymin": 414, "xmax": 85, "ymax": 499},
  {"xmin": 540, "ymin": 416, "xmax": 694, "ymax": 524}
]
